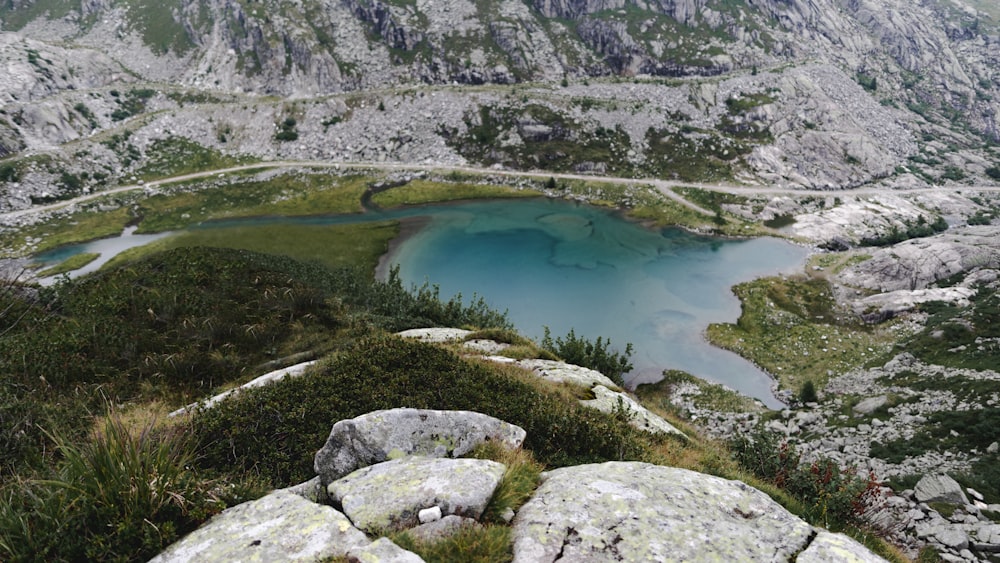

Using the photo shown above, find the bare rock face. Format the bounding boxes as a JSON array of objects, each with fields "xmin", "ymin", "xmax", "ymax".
[
  {"xmin": 838, "ymin": 226, "xmax": 1000, "ymax": 291},
  {"xmin": 314, "ymin": 408, "xmax": 526, "ymax": 485},
  {"xmin": 511, "ymin": 462, "xmax": 885, "ymax": 562},
  {"xmin": 327, "ymin": 456, "xmax": 506, "ymax": 534},
  {"xmin": 148, "ymin": 490, "xmax": 370, "ymax": 563}
]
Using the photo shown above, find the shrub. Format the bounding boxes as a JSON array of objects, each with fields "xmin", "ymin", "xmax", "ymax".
[
  {"xmin": 541, "ymin": 327, "xmax": 633, "ymax": 387},
  {"xmin": 0, "ymin": 416, "xmax": 221, "ymax": 562},
  {"xmin": 193, "ymin": 336, "xmax": 658, "ymax": 486},
  {"xmin": 799, "ymin": 380, "xmax": 818, "ymax": 404},
  {"xmin": 730, "ymin": 430, "xmax": 882, "ymax": 531}
]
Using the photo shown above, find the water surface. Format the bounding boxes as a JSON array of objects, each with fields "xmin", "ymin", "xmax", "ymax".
[
  {"xmin": 385, "ymin": 199, "xmax": 808, "ymax": 406},
  {"xmin": 34, "ymin": 198, "xmax": 808, "ymax": 406}
]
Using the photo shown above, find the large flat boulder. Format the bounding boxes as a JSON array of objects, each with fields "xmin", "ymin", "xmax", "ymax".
[
  {"xmin": 512, "ymin": 462, "xmax": 815, "ymax": 562},
  {"xmin": 580, "ymin": 385, "xmax": 687, "ymax": 439},
  {"xmin": 514, "ymin": 358, "xmax": 618, "ymax": 389},
  {"xmin": 396, "ymin": 328, "xmax": 472, "ymax": 343},
  {"xmin": 149, "ymin": 490, "xmax": 369, "ymax": 563},
  {"xmin": 314, "ymin": 408, "xmax": 525, "ymax": 485},
  {"xmin": 328, "ymin": 456, "xmax": 506, "ymax": 534}
]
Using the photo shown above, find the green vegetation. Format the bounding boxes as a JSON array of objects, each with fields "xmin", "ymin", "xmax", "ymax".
[
  {"xmin": 637, "ymin": 370, "xmax": 765, "ymax": 414},
  {"xmin": 540, "ymin": 327, "xmax": 633, "ymax": 387},
  {"xmin": 110, "ymin": 88, "xmax": 156, "ymax": 122},
  {"xmin": 393, "ymin": 525, "xmax": 512, "ymax": 563},
  {"xmin": 856, "ymin": 73, "xmax": 878, "ymax": 92},
  {"xmin": 861, "ymin": 215, "xmax": 948, "ymax": 246},
  {"xmin": 707, "ymin": 276, "xmax": 896, "ymax": 392},
  {"xmin": 134, "ymin": 172, "xmax": 369, "ymax": 233},
  {"xmin": 0, "ymin": 206, "xmax": 134, "ymax": 257},
  {"xmin": 106, "ymin": 221, "xmax": 399, "ymax": 273},
  {"xmin": 274, "ymin": 116, "xmax": 299, "ymax": 142},
  {"xmin": 901, "ymin": 291, "xmax": 1000, "ymax": 371},
  {"xmin": 730, "ymin": 430, "xmax": 882, "ymax": 532},
  {"xmin": 869, "ymin": 409, "xmax": 1000, "ymax": 502},
  {"xmin": 445, "ymin": 104, "xmax": 633, "ymax": 175},
  {"xmin": 137, "ymin": 137, "xmax": 255, "ymax": 181},
  {"xmin": 371, "ymin": 179, "xmax": 540, "ymax": 207},
  {"xmin": 36, "ymin": 252, "xmax": 100, "ymax": 277},
  {"xmin": 192, "ymin": 335, "xmax": 657, "ymax": 485},
  {"xmin": 0, "ymin": 415, "xmax": 223, "ymax": 562}
]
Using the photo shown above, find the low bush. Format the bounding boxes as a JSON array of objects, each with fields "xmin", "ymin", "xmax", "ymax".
[
  {"xmin": 193, "ymin": 336, "xmax": 659, "ymax": 486},
  {"xmin": 730, "ymin": 430, "xmax": 882, "ymax": 531},
  {"xmin": 541, "ymin": 327, "xmax": 633, "ymax": 387}
]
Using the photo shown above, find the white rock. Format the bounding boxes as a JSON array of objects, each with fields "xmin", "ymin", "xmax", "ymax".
[
  {"xmin": 418, "ymin": 506, "xmax": 442, "ymax": 524},
  {"xmin": 580, "ymin": 385, "xmax": 687, "ymax": 439}
]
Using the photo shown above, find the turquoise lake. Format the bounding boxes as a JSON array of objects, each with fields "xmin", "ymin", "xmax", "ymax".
[{"xmin": 36, "ymin": 198, "xmax": 808, "ymax": 407}]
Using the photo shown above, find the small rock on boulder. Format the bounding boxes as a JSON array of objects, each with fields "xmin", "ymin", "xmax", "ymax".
[
  {"xmin": 328, "ymin": 456, "xmax": 506, "ymax": 534},
  {"xmin": 149, "ymin": 491, "xmax": 369, "ymax": 563},
  {"xmin": 512, "ymin": 462, "xmax": 816, "ymax": 562},
  {"xmin": 914, "ymin": 474, "xmax": 970, "ymax": 505},
  {"xmin": 314, "ymin": 408, "xmax": 526, "ymax": 484}
]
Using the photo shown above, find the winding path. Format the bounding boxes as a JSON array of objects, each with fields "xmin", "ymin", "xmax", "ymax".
[{"xmin": 4, "ymin": 159, "xmax": 1000, "ymax": 222}]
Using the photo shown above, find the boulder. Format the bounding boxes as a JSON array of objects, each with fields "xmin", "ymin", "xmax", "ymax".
[
  {"xmin": 346, "ymin": 538, "xmax": 424, "ymax": 563},
  {"xmin": 580, "ymin": 385, "xmax": 687, "ymax": 439},
  {"xmin": 396, "ymin": 328, "xmax": 472, "ymax": 343},
  {"xmin": 852, "ymin": 395, "xmax": 888, "ymax": 416},
  {"xmin": 149, "ymin": 491, "xmax": 369, "ymax": 563},
  {"xmin": 514, "ymin": 358, "xmax": 618, "ymax": 389},
  {"xmin": 511, "ymin": 462, "xmax": 816, "ymax": 562},
  {"xmin": 280, "ymin": 476, "xmax": 327, "ymax": 504},
  {"xmin": 169, "ymin": 360, "xmax": 318, "ymax": 417},
  {"xmin": 797, "ymin": 531, "xmax": 889, "ymax": 562},
  {"xmin": 328, "ymin": 456, "xmax": 506, "ymax": 534},
  {"xmin": 914, "ymin": 474, "xmax": 970, "ymax": 505},
  {"xmin": 314, "ymin": 408, "xmax": 526, "ymax": 484}
]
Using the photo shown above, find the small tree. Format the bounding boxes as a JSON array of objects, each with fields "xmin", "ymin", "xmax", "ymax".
[{"xmin": 799, "ymin": 380, "xmax": 818, "ymax": 404}]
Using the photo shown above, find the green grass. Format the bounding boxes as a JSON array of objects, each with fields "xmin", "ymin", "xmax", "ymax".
[
  {"xmin": 470, "ymin": 443, "xmax": 543, "ymax": 524},
  {"xmin": 371, "ymin": 180, "xmax": 539, "ymax": 207},
  {"xmin": 706, "ymin": 276, "xmax": 897, "ymax": 393},
  {"xmin": 392, "ymin": 524, "xmax": 512, "ymax": 563},
  {"xmin": 135, "ymin": 173, "xmax": 369, "ymax": 232},
  {"xmin": 105, "ymin": 221, "xmax": 399, "ymax": 274},
  {"xmin": 637, "ymin": 370, "xmax": 766, "ymax": 414},
  {"xmin": 36, "ymin": 253, "xmax": 100, "ymax": 277},
  {"xmin": 0, "ymin": 415, "xmax": 223, "ymax": 562},
  {"xmin": 900, "ymin": 292, "xmax": 1000, "ymax": 371},
  {"xmin": 0, "ymin": 207, "xmax": 134, "ymax": 257},
  {"xmin": 137, "ymin": 137, "xmax": 255, "ymax": 181}
]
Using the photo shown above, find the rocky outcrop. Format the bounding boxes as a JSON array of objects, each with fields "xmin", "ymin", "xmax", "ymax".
[
  {"xmin": 148, "ymin": 490, "xmax": 371, "ymax": 563},
  {"xmin": 838, "ymin": 227, "xmax": 1000, "ymax": 291},
  {"xmin": 511, "ymin": 461, "xmax": 880, "ymax": 562},
  {"xmin": 152, "ymin": 406, "xmax": 891, "ymax": 562},
  {"xmin": 509, "ymin": 358, "xmax": 619, "ymax": 389},
  {"xmin": 581, "ymin": 384, "xmax": 688, "ymax": 438},
  {"xmin": 328, "ymin": 456, "xmax": 506, "ymax": 533},
  {"xmin": 313, "ymin": 408, "xmax": 526, "ymax": 485}
]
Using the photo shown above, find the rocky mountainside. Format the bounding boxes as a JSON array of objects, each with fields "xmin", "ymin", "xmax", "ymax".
[{"xmin": 1, "ymin": 0, "xmax": 1000, "ymax": 207}]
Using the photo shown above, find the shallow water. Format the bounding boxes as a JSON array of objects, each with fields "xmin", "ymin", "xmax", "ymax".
[
  {"xmin": 34, "ymin": 198, "xmax": 808, "ymax": 406},
  {"xmin": 386, "ymin": 199, "xmax": 808, "ymax": 406}
]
